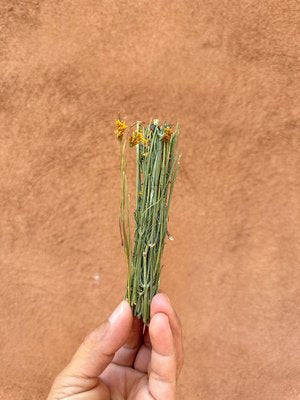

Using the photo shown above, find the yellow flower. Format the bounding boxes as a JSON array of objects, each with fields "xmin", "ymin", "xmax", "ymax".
[
  {"xmin": 115, "ymin": 119, "xmax": 127, "ymax": 140},
  {"xmin": 140, "ymin": 134, "xmax": 149, "ymax": 146},
  {"xmin": 129, "ymin": 131, "xmax": 140, "ymax": 147},
  {"xmin": 162, "ymin": 127, "xmax": 173, "ymax": 142},
  {"xmin": 114, "ymin": 129, "xmax": 123, "ymax": 140},
  {"xmin": 115, "ymin": 119, "xmax": 127, "ymax": 131},
  {"xmin": 129, "ymin": 131, "xmax": 149, "ymax": 147}
]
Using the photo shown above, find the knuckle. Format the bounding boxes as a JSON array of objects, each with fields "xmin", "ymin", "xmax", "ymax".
[{"xmin": 151, "ymin": 369, "xmax": 176, "ymax": 385}]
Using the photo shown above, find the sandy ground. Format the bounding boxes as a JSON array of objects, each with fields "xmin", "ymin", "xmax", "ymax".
[{"xmin": 1, "ymin": 1, "xmax": 300, "ymax": 399}]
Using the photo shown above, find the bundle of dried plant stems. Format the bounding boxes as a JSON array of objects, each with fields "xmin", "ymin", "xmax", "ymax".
[{"xmin": 115, "ymin": 118, "xmax": 180, "ymax": 323}]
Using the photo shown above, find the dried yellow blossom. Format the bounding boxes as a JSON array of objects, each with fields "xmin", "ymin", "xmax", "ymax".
[
  {"xmin": 140, "ymin": 134, "xmax": 149, "ymax": 146},
  {"xmin": 162, "ymin": 127, "xmax": 173, "ymax": 142},
  {"xmin": 129, "ymin": 131, "xmax": 148, "ymax": 147},
  {"xmin": 115, "ymin": 119, "xmax": 127, "ymax": 140},
  {"xmin": 129, "ymin": 131, "xmax": 140, "ymax": 147}
]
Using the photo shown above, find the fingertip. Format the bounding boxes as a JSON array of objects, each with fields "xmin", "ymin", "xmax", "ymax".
[
  {"xmin": 151, "ymin": 293, "xmax": 182, "ymax": 334},
  {"xmin": 122, "ymin": 299, "xmax": 133, "ymax": 318},
  {"xmin": 150, "ymin": 312, "xmax": 170, "ymax": 334},
  {"xmin": 153, "ymin": 292, "xmax": 171, "ymax": 304},
  {"xmin": 150, "ymin": 294, "xmax": 184, "ymax": 376},
  {"xmin": 122, "ymin": 300, "xmax": 134, "ymax": 327},
  {"xmin": 108, "ymin": 300, "xmax": 132, "ymax": 324},
  {"xmin": 148, "ymin": 313, "xmax": 177, "ymax": 398},
  {"xmin": 106, "ymin": 300, "xmax": 133, "ymax": 347},
  {"xmin": 150, "ymin": 313, "xmax": 174, "ymax": 356},
  {"xmin": 151, "ymin": 292, "xmax": 172, "ymax": 317}
]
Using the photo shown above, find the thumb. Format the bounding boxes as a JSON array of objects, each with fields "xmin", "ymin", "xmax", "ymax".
[{"xmin": 63, "ymin": 300, "xmax": 133, "ymax": 379}]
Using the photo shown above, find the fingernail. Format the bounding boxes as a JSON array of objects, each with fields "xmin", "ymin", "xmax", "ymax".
[
  {"xmin": 163, "ymin": 293, "xmax": 171, "ymax": 304},
  {"xmin": 108, "ymin": 301, "xmax": 125, "ymax": 324}
]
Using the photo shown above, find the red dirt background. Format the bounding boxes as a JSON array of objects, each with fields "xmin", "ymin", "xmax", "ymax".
[{"xmin": 1, "ymin": 1, "xmax": 300, "ymax": 399}]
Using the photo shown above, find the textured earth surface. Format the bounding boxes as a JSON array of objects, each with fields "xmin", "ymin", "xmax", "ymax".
[{"xmin": 1, "ymin": 1, "xmax": 300, "ymax": 399}]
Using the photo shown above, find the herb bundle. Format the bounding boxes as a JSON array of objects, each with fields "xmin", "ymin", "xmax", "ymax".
[{"xmin": 115, "ymin": 118, "xmax": 180, "ymax": 323}]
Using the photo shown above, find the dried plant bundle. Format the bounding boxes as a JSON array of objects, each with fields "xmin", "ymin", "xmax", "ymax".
[{"xmin": 115, "ymin": 118, "xmax": 180, "ymax": 323}]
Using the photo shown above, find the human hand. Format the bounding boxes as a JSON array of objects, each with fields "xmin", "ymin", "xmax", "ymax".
[{"xmin": 47, "ymin": 293, "xmax": 184, "ymax": 400}]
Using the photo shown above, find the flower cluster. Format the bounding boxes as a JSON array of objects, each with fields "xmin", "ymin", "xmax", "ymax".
[
  {"xmin": 129, "ymin": 131, "xmax": 148, "ymax": 147},
  {"xmin": 162, "ymin": 126, "xmax": 174, "ymax": 142},
  {"xmin": 114, "ymin": 119, "xmax": 175, "ymax": 148},
  {"xmin": 115, "ymin": 119, "xmax": 127, "ymax": 140}
]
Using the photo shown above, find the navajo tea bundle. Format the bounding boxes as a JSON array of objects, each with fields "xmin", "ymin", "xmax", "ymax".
[{"xmin": 115, "ymin": 118, "xmax": 180, "ymax": 323}]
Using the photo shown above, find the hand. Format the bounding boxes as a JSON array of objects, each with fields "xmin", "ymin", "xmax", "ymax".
[{"xmin": 47, "ymin": 293, "xmax": 184, "ymax": 400}]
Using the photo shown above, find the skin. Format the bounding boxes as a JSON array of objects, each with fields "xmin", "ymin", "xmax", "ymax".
[{"xmin": 47, "ymin": 293, "xmax": 184, "ymax": 400}]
